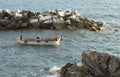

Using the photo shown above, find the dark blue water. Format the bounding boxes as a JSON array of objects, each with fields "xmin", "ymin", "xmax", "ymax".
[{"xmin": 0, "ymin": 0, "xmax": 120, "ymax": 77}]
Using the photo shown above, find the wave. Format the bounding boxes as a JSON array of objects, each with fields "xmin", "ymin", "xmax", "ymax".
[
  {"xmin": 49, "ymin": 65, "xmax": 61, "ymax": 73},
  {"xmin": 39, "ymin": 65, "xmax": 61, "ymax": 77},
  {"xmin": 44, "ymin": 74, "xmax": 60, "ymax": 77}
]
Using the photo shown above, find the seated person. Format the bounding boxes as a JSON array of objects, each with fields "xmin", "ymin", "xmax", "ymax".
[
  {"xmin": 36, "ymin": 37, "xmax": 39, "ymax": 39},
  {"xmin": 20, "ymin": 35, "xmax": 23, "ymax": 40}
]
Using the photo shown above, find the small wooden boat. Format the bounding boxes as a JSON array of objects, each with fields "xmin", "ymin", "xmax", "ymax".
[{"xmin": 17, "ymin": 35, "xmax": 62, "ymax": 46}]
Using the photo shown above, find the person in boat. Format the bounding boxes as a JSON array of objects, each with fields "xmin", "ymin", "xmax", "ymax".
[
  {"xmin": 20, "ymin": 35, "xmax": 23, "ymax": 40},
  {"xmin": 36, "ymin": 35, "xmax": 40, "ymax": 39},
  {"xmin": 36, "ymin": 36, "xmax": 40, "ymax": 42},
  {"xmin": 36, "ymin": 37, "xmax": 39, "ymax": 39}
]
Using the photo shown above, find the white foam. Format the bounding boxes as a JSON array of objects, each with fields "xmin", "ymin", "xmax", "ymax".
[
  {"xmin": 76, "ymin": 63, "xmax": 82, "ymax": 66},
  {"xmin": 49, "ymin": 65, "xmax": 61, "ymax": 73},
  {"xmin": 40, "ymin": 69, "xmax": 45, "ymax": 72},
  {"xmin": 45, "ymin": 74, "xmax": 59, "ymax": 77}
]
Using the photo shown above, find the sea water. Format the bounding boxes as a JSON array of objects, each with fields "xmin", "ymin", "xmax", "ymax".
[{"xmin": 0, "ymin": 0, "xmax": 120, "ymax": 77}]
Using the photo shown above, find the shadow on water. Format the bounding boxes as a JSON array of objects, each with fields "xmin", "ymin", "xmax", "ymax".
[{"xmin": 17, "ymin": 44, "xmax": 60, "ymax": 48}]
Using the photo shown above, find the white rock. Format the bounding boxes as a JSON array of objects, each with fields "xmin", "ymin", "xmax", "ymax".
[
  {"xmin": 65, "ymin": 10, "xmax": 72, "ymax": 16},
  {"xmin": 100, "ymin": 27, "xmax": 105, "ymax": 31},
  {"xmin": 38, "ymin": 14, "xmax": 43, "ymax": 18},
  {"xmin": 14, "ymin": 12, "xmax": 22, "ymax": 17},
  {"xmin": 39, "ymin": 16, "xmax": 52, "ymax": 21},
  {"xmin": 5, "ymin": 9, "xmax": 11, "ymax": 14},
  {"xmin": 68, "ymin": 15, "xmax": 76, "ymax": 19},
  {"xmin": 65, "ymin": 19, "xmax": 71, "ymax": 24},
  {"xmin": 52, "ymin": 15, "xmax": 58, "ymax": 19},
  {"xmin": 58, "ymin": 11, "xmax": 65, "ymax": 17},
  {"xmin": 29, "ymin": 18, "xmax": 38, "ymax": 23},
  {"xmin": 53, "ymin": 17, "xmax": 64, "ymax": 23},
  {"xmin": 44, "ymin": 20, "xmax": 53, "ymax": 23}
]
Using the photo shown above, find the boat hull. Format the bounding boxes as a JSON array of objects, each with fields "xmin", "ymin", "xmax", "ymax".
[{"xmin": 17, "ymin": 35, "xmax": 61, "ymax": 46}]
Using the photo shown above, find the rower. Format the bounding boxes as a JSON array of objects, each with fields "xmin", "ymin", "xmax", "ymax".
[
  {"xmin": 20, "ymin": 35, "xmax": 23, "ymax": 40},
  {"xmin": 36, "ymin": 37, "xmax": 39, "ymax": 39},
  {"xmin": 36, "ymin": 37, "xmax": 40, "ymax": 42}
]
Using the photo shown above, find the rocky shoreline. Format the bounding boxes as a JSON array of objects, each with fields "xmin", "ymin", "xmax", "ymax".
[
  {"xmin": 60, "ymin": 52, "xmax": 120, "ymax": 77},
  {"xmin": 0, "ymin": 9, "xmax": 104, "ymax": 31}
]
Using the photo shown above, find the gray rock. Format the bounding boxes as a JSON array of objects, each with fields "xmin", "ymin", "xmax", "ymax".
[
  {"xmin": 20, "ymin": 22, "xmax": 28, "ymax": 28},
  {"xmin": 7, "ymin": 20, "xmax": 21, "ymax": 29},
  {"xmin": 65, "ymin": 19, "xmax": 71, "ymax": 25},
  {"xmin": 77, "ymin": 21, "xmax": 84, "ymax": 29},
  {"xmin": 96, "ymin": 22, "xmax": 103, "ymax": 27},
  {"xmin": 52, "ymin": 23, "xmax": 65, "ymax": 29},
  {"xmin": 0, "ymin": 24, "xmax": 6, "ymax": 30},
  {"xmin": 60, "ymin": 52, "xmax": 120, "ymax": 77},
  {"xmin": 108, "ymin": 58, "xmax": 120, "ymax": 73},
  {"xmin": 44, "ymin": 20, "xmax": 53, "ymax": 24},
  {"xmin": 0, "ymin": 19, "xmax": 10, "ymax": 27},
  {"xmin": 2, "ymin": 9, "xmax": 11, "ymax": 17},
  {"xmin": 83, "ymin": 21, "xmax": 92, "ymax": 29},
  {"xmin": 56, "ymin": 10, "xmax": 65, "ymax": 17},
  {"xmin": 31, "ymin": 22, "xmax": 40, "ymax": 29},
  {"xmin": 39, "ymin": 15, "xmax": 52, "ymax": 21},
  {"xmin": 53, "ymin": 17, "xmax": 64, "ymax": 23},
  {"xmin": 66, "ymin": 25, "xmax": 77, "ymax": 29},
  {"xmin": 90, "ymin": 24, "xmax": 103, "ymax": 31},
  {"xmin": 75, "ymin": 16, "xmax": 81, "ymax": 23},
  {"xmin": 65, "ymin": 10, "xmax": 72, "ymax": 16}
]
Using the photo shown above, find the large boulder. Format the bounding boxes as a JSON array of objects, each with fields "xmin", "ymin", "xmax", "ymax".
[
  {"xmin": 96, "ymin": 22, "xmax": 103, "ymax": 27},
  {"xmin": 20, "ymin": 22, "xmax": 28, "ymax": 28},
  {"xmin": 83, "ymin": 21, "xmax": 92, "ymax": 29},
  {"xmin": 60, "ymin": 52, "xmax": 120, "ymax": 77},
  {"xmin": 76, "ymin": 21, "xmax": 84, "ymax": 29},
  {"xmin": 51, "ymin": 17, "xmax": 65, "ymax": 29},
  {"xmin": 2, "ymin": 9, "xmax": 12, "ymax": 18},
  {"xmin": 52, "ymin": 23, "xmax": 65, "ymax": 29},
  {"xmin": 40, "ymin": 20, "xmax": 52, "ymax": 29},
  {"xmin": 0, "ymin": 19, "xmax": 10, "ymax": 27},
  {"xmin": 31, "ymin": 22, "xmax": 41, "ymax": 29},
  {"xmin": 7, "ymin": 20, "xmax": 21, "ymax": 29},
  {"xmin": 90, "ymin": 23, "xmax": 104, "ymax": 32},
  {"xmin": 0, "ymin": 24, "xmax": 6, "ymax": 30}
]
